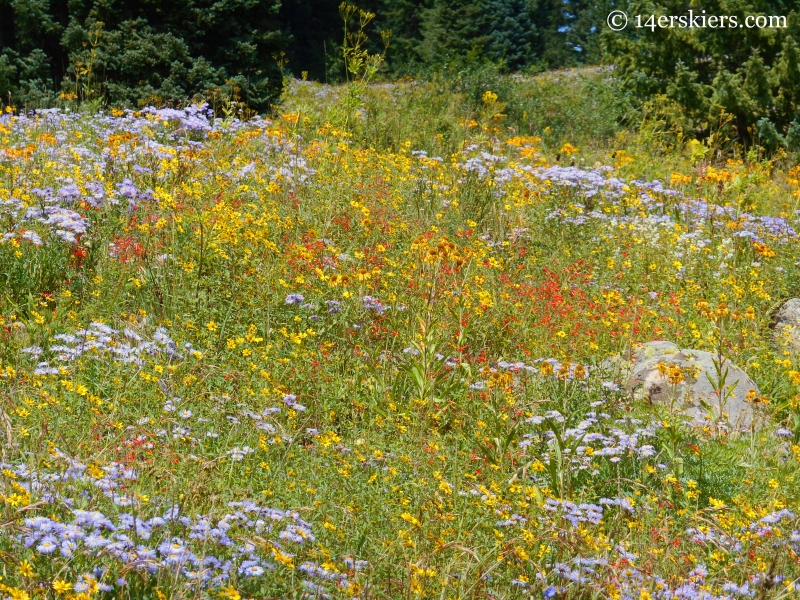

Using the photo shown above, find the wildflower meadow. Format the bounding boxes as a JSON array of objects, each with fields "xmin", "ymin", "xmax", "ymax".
[{"xmin": 2, "ymin": 72, "xmax": 800, "ymax": 600}]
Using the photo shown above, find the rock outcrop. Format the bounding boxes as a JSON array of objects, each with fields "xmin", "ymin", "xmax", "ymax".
[
  {"xmin": 772, "ymin": 299, "xmax": 800, "ymax": 352},
  {"xmin": 604, "ymin": 341, "xmax": 765, "ymax": 431}
]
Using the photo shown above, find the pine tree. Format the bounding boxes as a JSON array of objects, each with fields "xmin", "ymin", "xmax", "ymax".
[
  {"xmin": 484, "ymin": 0, "xmax": 533, "ymax": 69},
  {"xmin": 532, "ymin": 0, "xmax": 591, "ymax": 67},
  {"xmin": 742, "ymin": 50, "xmax": 774, "ymax": 119},
  {"xmin": 666, "ymin": 60, "xmax": 710, "ymax": 122},
  {"xmin": 1, "ymin": 0, "xmax": 286, "ymax": 110},
  {"xmin": 774, "ymin": 36, "xmax": 800, "ymax": 118},
  {"xmin": 419, "ymin": 0, "xmax": 489, "ymax": 64},
  {"xmin": 0, "ymin": 0, "xmax": 64, "ymax": 103},
  {"xmin": 377, "ymin": 0, "xmax": 430, "ymax": 73},
  {"xmin": 605, "ymin": 0, "xmax": 800, "ymax": 146}
]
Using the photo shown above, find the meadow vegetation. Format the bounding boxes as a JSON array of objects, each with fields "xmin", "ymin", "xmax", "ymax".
[{"xmin": 1, "ymin": 69, "xmax": 800, "ymax": 599}]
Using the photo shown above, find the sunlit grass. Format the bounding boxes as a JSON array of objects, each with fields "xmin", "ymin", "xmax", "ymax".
[{"xmin": 0, "ymin": 77, "xmax": 799, "ymax": 599}]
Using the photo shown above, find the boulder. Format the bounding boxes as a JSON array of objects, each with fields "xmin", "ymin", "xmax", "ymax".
[
  {"xmin": 772, "ymin": 299, "xmax": 800, "ymax": 352},
  {"xmin": 604, "ymin": 341, "xmax": 766, "ymax": 431}
]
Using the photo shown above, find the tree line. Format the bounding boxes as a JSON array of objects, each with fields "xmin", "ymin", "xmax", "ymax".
[
  {"xmin": 2, "ymin": 0, "xmax": 800, "ymax": 150},
  {"xmin": 0, "ymin": 0, "xmax": 605, "ymax": 110}
]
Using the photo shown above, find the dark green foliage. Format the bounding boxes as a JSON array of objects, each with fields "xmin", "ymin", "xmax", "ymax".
[
  {"xmin": 683, "ymin": 439, "xmax": 748, "ymax": 504},
  {"xmin": 415, "ymin": 0, "xmax": 613, "ymax": 71},
  {"xmin": 0, "ymin": 0, "xmax": 285, "ymax": 110},
  {"xmin": 484, "ymin": 0, "xmax": 534, "ymax": 69},
  {"xmin": 532, "ymin": 0, "xmax": 596, "ymax": 67},
  {"xmin": 0, "ymin": 48, "xmax": 54, "ymax": 104},
  {"xmin": 418, "ymin": 0, "xmax": 489, "ymax": 64},
  {"xmin": 282, "ymin": 0, "xmax": 373, "ymax": 82},
  {"xmin": 788, "ymin": 120, "xmax": 800, "ymax": 148},
  {"xmin": 28, "ymin": 0, "xmax": 799, "ymax": 127},
  {"xmin": 0, "ymin": 0, "xmax": 618, "ymax": 108},
  {"xmin": 376, "ymin": 0, "xmax": 430, "ymax": 73},
  {"xmin": 279, "ymin": 0, "xmax": 593, "ymax": 80},
  {"xmin": 418, "ymin": 0, "xmax": 535, "ymax": 70},
  {"xmin": 774, "ymin": 36, "xmax": 800, "ymax": 120},
  {"xmin": 605, "ymin": 0, "xmax": 800, "ymax": 148}
]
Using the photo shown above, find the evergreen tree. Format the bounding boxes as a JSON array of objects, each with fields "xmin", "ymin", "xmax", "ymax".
[
  {"xmin": 0, "ymin": 0, "xmax": 614, "ymax": 103},
  {"xmin": 418, "ymin": 0, "xmax": 541, "ymax": 70},
  {"xmin": 531, "ymin": 0, "xmax": 590, "ymax": 67},
  {"xmin": 282, "ymin": 0, "xmax": 348, "ymax": 82},
  {"xmin": 419, "ymin": 0, "xmax": 489, "ymax": 64},
  {"xmin": 0, "ymin": 0, "xmax": 285, "ymax": 110},
  {"xmin": 605, "ymin": 0, "xmax": 800, "ymax": 146},
  {"xmin": 377, "ymin": 0, "xmax": 430, "ymax": 73},
  {"xmin": 774, "ymin": 36, "xmax": 800, "ymax": 119},
  {"xmin": 484, "ymin": 0, "xmax": 533, "ymax": 69}
]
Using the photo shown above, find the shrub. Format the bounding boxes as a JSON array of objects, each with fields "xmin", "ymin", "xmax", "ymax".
[{"xmin": 605, "ymin": 0, "xmax": 800, "ymax": 149}]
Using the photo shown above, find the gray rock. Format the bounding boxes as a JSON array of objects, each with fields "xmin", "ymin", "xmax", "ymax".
[
  {"xmin": 605, "ymin": 341, "xmax": 766, "ymax": 431},
  {"xmin": 773, "ymin": 299, "xmax": 800, "ymax": 352}
]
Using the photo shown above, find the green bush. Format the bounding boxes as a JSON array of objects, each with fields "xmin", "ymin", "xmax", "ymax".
[
  {"xmin": 604, "ymin": 0, "xmax": 800, "ymax": 149},
  {"xmin": 0, "ymin": 0, "xmax": 286, "ymax": 110}
]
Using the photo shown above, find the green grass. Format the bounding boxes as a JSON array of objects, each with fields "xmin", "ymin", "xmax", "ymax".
[{"xmin": 0, "ymin": 72, "xmax": 798, "ymax": 599}]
